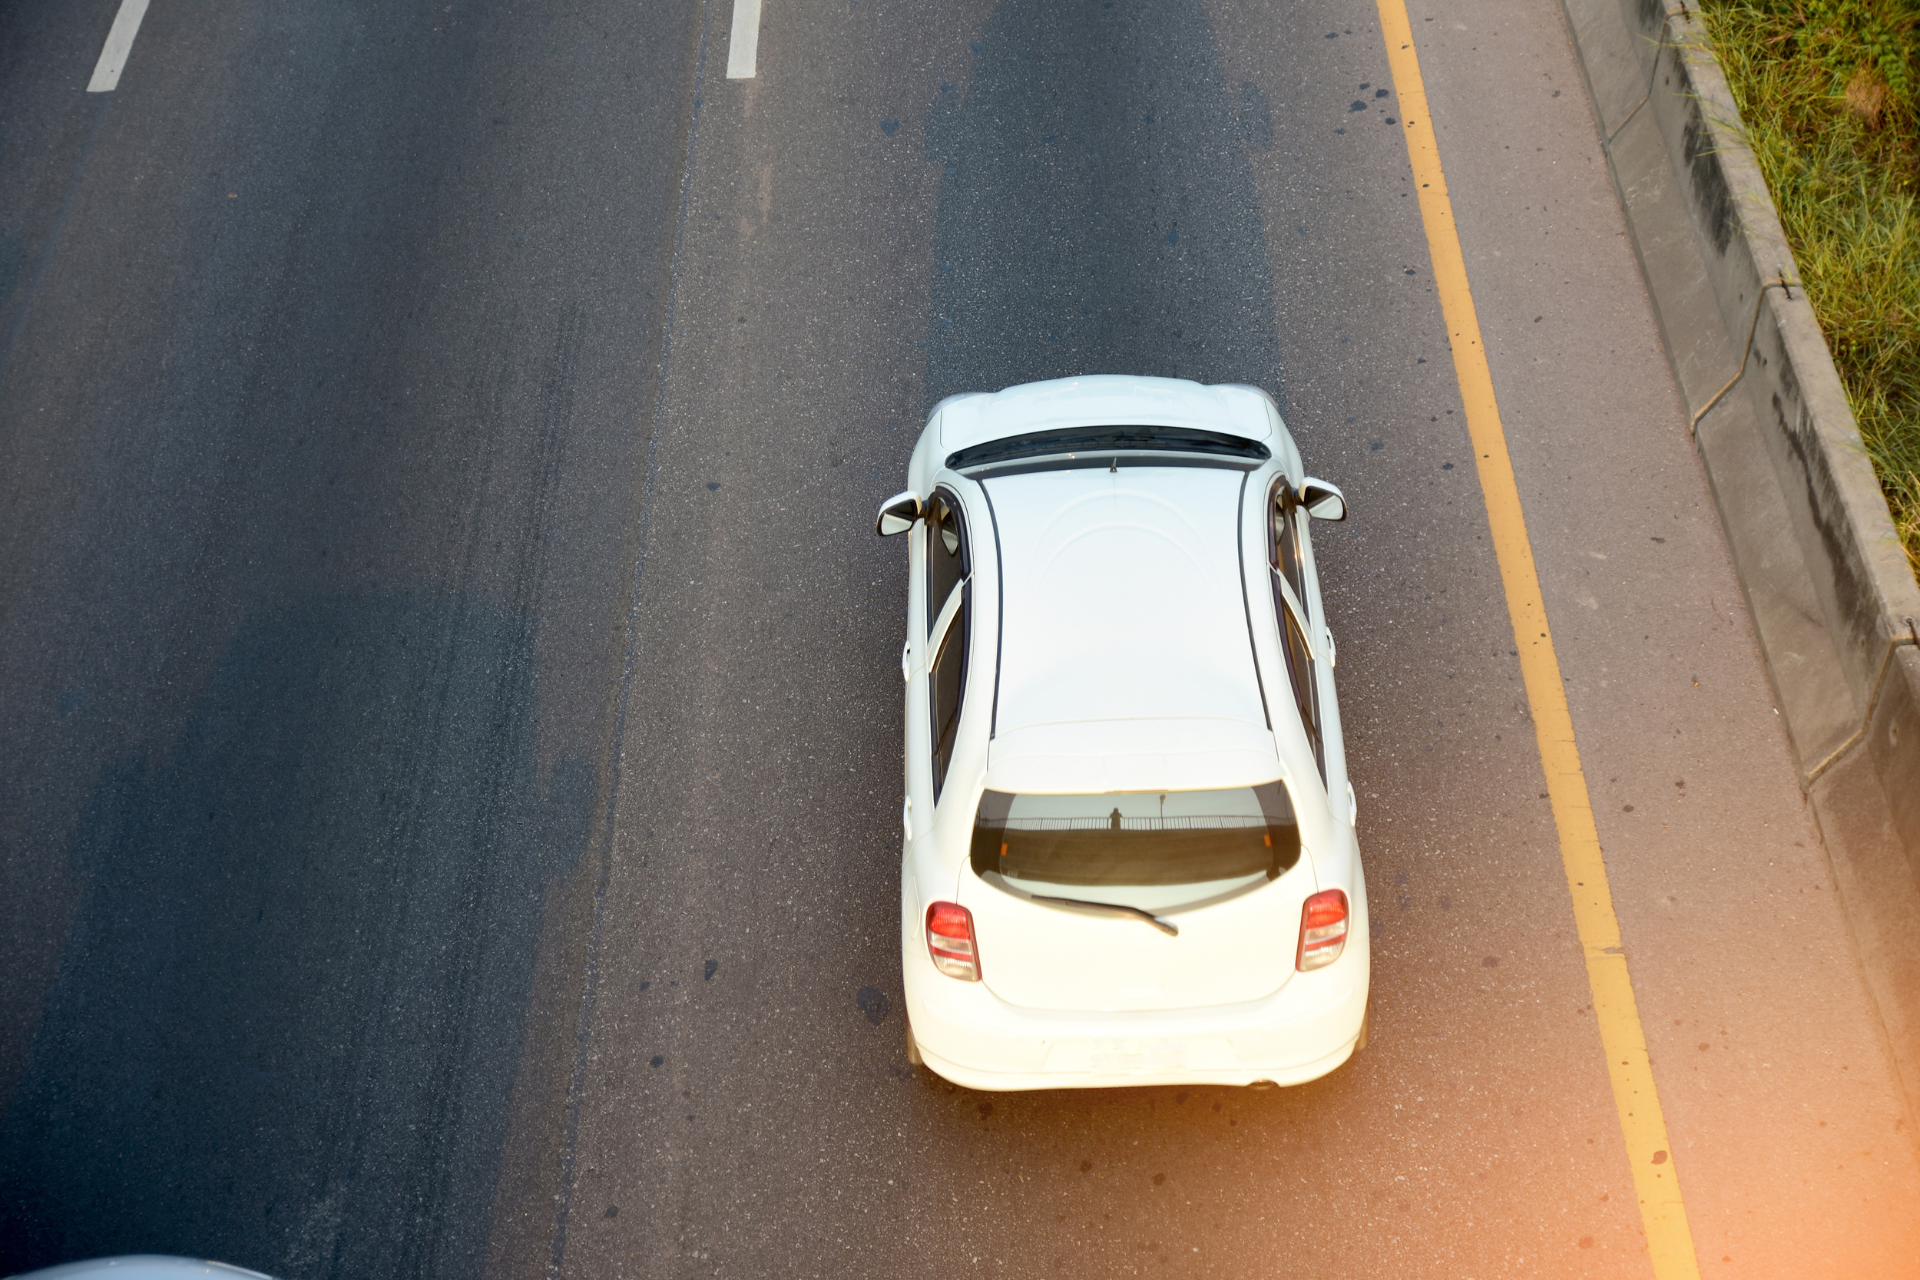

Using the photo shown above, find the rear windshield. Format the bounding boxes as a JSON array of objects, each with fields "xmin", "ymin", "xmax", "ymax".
[{"xmin": 970, "ymin": 783, "xmax": 1300, "ymax": 888}]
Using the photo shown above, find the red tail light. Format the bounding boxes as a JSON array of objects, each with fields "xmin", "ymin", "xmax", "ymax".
[
  {"xmin": 926, "ymin": 902, "xmax": 980, "ymax": 981},
  {"xmin": 1297, "ymin": 889, "xmax": 1349, "ymax": 971}
]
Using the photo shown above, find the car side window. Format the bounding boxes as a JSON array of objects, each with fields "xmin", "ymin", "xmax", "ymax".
[
  {"xmin": 926, "ymin": 490, "xmax": 971, "ymax": 800},
  {"xmin": 1270, "ymin": 484, "xmax": 1325, "ymax": 781},
  {"xmin": 1273, "ymin": 483, "xmax": 1309, "ymax": 623},
  {"xmin": 927, "ymin": 491, "xmax": 968, "ymax": 631}
]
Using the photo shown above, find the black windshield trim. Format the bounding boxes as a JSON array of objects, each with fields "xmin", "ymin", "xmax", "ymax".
[
  {"xmin": 981, "ymin": 482, "xmax": 1005, "ymax": 741},
  {"xmin": 946, "ymin": 425, "xmax": 1270, "ymax": 473},
  {"xmin": 1235, "ymin": 470, "xmax": 1272, "ymax": 731},
  {"xmin": 961, "ymin": 452, "xmax": 1259, "ymax": 480}
]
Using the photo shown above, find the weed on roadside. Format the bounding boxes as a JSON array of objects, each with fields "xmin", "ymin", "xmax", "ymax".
[{"xmin": 1698, "ymin": 0, "xmax": 1920, "ymax": 576}]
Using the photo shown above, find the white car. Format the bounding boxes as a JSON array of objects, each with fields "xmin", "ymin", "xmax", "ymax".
[
  {"xmin": 12, "ymin": 1260, "xmax": 277, "ymax": 1280},
  {"xmin": 877, "ymin": 375, "xmax": 1367, "ymax": 1091}
]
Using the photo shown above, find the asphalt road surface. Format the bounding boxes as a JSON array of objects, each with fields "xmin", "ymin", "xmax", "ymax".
[{"xmin": 2, "ymin": 0, "xmax": 1917, "ymax": 1277}]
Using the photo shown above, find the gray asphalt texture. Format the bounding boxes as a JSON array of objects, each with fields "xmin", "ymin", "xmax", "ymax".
[
  {"xmin": 0, "ymin": 0, "xmax": 697, "ymax": 1270},
  {"xmin": 3, "ymin": 0, "xmax": 1917, "ymax": 1277}
]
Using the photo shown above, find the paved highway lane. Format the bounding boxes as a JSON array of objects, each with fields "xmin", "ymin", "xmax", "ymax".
[
  {"xmin": 3, "ymin": 0, "xmax": 1918, "ymax": 1278},
  {"xmin": 542, "ymin": 1, "xmax": 1920, "ymax": 1277},
  {"xmin": 0, "ymin": 0, "xmax": 702, "ymax": 1272}
]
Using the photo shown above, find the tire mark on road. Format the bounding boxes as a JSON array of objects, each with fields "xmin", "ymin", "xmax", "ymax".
[{"xmin": 544, "ymin": 4, "xmax": 720, "ymax": 1277}]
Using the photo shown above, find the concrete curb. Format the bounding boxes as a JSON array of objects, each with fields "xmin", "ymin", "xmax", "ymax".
[{"xmin": 1555, "ymin": 0, "xmax": 1920, "ymax": 1115}]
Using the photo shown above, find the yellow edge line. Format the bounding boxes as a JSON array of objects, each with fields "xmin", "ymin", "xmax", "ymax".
[{"xmin": 1372, "ymin": 4, "xmax": 1701, "ymax": 1277}]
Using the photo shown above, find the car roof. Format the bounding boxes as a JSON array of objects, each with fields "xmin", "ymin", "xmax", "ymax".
[
  {"xmin": 937, "ymin": 375, "xmax": 1276, "ymax": 458},
  {"xmin": 980, "ymin": 464, "xmax": 1279, "ymax": 795}
]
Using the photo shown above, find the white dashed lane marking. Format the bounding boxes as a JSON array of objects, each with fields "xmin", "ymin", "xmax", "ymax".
[
  {"xmin": 725, "ymin": 0, "xmax": 762, "ymax": 80},
  {"xmin": 88, "ymin": 0, "xmax": 151, "ymax": 93}
]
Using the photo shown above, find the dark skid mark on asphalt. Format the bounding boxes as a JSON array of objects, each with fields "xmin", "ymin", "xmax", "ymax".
[
  {"xmin": 923, "ymin": 0, "xmax": 1285, "ymax": 410},
  {"xmin": 0, "ymin": 596, "xmax": 592, "ymax": 1278},
  {"xmin": 856, "ymin": 985, "xmax": 892, "ymax": 1025},
  {"xmin": 541, "ymin": 6, "xmax": 715, "ymax": 1280}
]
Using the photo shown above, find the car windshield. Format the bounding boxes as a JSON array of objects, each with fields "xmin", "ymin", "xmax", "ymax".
[
  {"xmin": 945, "ymin": 425, "xmax": 1269, "ymax": 473},
  {"xmin": 970, "ymin": 782, "xmax": 1300, "ymax": 889}
]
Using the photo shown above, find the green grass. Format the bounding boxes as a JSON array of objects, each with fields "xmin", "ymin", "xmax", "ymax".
[{"xmin": 1697, "ymin": 0, "xmax": 1920, "ymax": 578}]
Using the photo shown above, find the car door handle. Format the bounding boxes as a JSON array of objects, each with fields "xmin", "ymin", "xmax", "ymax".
[
  {"xmin": 1321, "ymin": 625, "xmax": 1337, "ymax": 668},
  {"xmin": 901, "ymin": 640, "xmax": 912, "ymax": 680}
]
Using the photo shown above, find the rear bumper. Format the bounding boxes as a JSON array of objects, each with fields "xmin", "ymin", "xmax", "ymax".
[
  {"xmin": 903, "ymin": 935, "xmax": 1369, "ymax": 1092},
  {"xmin": 916, "ymin": 1030, "xmax": 1360, "ymax": 1092}
]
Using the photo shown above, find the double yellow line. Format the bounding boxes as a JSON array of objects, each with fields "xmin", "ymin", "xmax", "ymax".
[{"xmin": 1372, "ymin": 3, "xmax": 1701, "ymax": 1276}]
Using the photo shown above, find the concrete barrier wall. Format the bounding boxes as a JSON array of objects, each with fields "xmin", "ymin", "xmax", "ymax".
[{"xmin": 1556, "ymin": 0, "xmax": 1920, "ymax": 1114}]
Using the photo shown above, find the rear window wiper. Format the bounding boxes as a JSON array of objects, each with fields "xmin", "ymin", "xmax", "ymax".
[{"xmin": 1030, "ymin": 894, "xmax": 1179, "ymax": 937}]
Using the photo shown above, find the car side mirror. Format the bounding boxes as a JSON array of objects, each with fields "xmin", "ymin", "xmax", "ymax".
[
  {"xmin": 1300, "ymin": 478, "xmax": 1347, "ymax": 522},
  {"xmin": 875, "ymin": 491, "xmax": 922, "ymax": 537}
]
